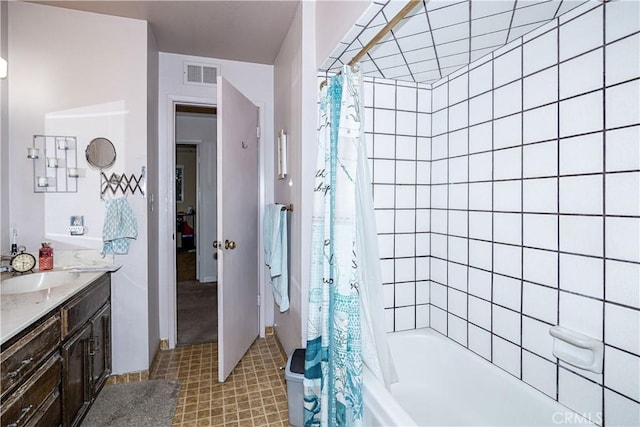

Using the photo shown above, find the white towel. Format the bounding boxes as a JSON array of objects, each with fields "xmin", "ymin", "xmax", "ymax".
[
  {"xmin": 263, "ymin": 204, "xmax": 289, "ymax": 312},
  {"xmin": 102, "ymin": 197, "xmax": 137, "ymax": 255}
]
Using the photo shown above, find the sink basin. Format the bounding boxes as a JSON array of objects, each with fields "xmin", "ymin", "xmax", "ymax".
[{"xmin": 1, "ymin": 271, "xmax": 81, "ymax": 295}]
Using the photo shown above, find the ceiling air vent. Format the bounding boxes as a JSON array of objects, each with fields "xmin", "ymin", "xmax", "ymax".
[{"xmin": 183, "ymin": 62, "xmax": 219, "ymax": 87}]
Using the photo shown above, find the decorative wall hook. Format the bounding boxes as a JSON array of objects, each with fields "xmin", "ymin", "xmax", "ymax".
[{"xmin": 100, "ymin": 166, "xmax": 146, "ymax": 200}]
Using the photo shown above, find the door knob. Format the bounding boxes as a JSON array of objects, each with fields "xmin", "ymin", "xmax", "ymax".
[
  {"xmin": 224, "ymin": 240, "xmax": 236, "ymax": 250},
  {"xmin": 213, "ymin": 240, "xmax": 221, "ymax": 248}
]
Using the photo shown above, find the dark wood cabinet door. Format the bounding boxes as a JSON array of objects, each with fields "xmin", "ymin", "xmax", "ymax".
[
  {"xmin": 90, "ymin": 303, "xmax": 111, "ymax": 396},
  {"xmin": 61, "ymin": 324, "xmax": 91, "ymax": 427},
  {"xmin": 62, "ymin": 275, "xmax": 110, "ymax": 339}
]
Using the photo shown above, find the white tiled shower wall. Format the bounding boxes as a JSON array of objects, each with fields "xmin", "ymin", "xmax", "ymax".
[
  {"xmin": 365, "ymin": 1, "xmax": 639, "ymax": 425},
  {"xmin": 364, "ymin": 78, "xmax": 432, "ymax": 332}
]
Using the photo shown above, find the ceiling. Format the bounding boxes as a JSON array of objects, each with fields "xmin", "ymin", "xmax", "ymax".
[
  {"xmin": 322, "ymin": 0, "xmax": 589, "ymax": 85},
  {"xmin": 30, "ymin": 0, "xmax": 299, "ymax": 65},
  {"xmin": 28, "ymin": 0, "xmax": 592, "ymax": 80}
]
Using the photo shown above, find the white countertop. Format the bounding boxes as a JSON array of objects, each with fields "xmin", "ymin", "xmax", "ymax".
[
  {"xmin": 1, "ymin": 270, "xmax": 106, "ymax": 345},
  {"xmin": 1, "ymin": 249, "xmax": 118, "ymax": 346}
]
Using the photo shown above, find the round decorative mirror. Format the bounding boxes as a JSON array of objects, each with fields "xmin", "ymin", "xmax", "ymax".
[{"xmin": 85, "ymin": 137, "xmax": 116, "ymax": 169}]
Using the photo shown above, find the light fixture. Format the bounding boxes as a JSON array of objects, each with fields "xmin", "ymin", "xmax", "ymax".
[
  {"xmin": 0, "ymin": 57, "xmax": 6, "ymax": 79},
  {"xmin": 277, "ymin": 129, "xmax": 288, "ymax": 180}
]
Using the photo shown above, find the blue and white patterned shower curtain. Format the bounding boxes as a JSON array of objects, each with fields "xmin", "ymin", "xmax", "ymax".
[{"xmin": 303, "ymin": 66, "xmax": 364, "ymax": 426}]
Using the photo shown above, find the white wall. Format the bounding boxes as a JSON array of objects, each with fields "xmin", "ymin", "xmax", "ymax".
[
  {"xmin": 355, "ymin": 1, "xmax": 640, "ymax": 424},
  {"xmin": 273, "ymin": 3, "xmax": 303, "ymax": 354},
  {"xmin": 315, "ymin": 0, "xmax": 370, "ymax": 67},
  {"xmin": 146, "ymin": 25, "xmax": 160, "ymax": 368},
  {"xmin": 299, "ymin": 1, "xmax": 319, "ymax": 352},
  {"xmin": 1, "ymin": 0, "xmax": 8, "ymax": 253},
  {"xmin": 273, "ymin": 0, "xmax": 319, "ymax": 354},
  {"xmin": 272, "ymin": 0, "xmax": 370, "ymax": 354},
  {"xmin": 8, "ymin": 2, "xmax": 150, "ymax": 374},
  {"xmin": 158, "ymin": 52, "xmax": 275, "ymax": 347},
  {"xmin": 363, "ymin": 77, "xmax": 432, "ymax": 332},
  {"xmin": 423, "ymin": 3, "xmax": 640, "ymax": 423}
]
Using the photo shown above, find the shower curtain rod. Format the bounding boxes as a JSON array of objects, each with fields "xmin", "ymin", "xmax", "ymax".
[{"xmin": 320, "ymin": 0, "xmax": 422, "ymax": 89}]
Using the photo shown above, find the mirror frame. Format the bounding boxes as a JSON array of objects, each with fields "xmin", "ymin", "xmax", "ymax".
[{"xmin": 85, "ymin": 137, "xmax": 116, "ymax": 170}]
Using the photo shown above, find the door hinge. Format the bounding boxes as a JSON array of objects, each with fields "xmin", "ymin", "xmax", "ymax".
[
  {"xmin": 257, "ymin": 295, "xmax": 261, "ymax": 306},
  {"xmin": 256, "ymin": 126, "xmax": 261, "ymax": 139}
]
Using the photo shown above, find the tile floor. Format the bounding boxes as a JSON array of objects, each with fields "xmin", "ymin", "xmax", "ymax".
[{"xmin": 150, "ymin": 335, "xmax": 290, "ymax": 426}]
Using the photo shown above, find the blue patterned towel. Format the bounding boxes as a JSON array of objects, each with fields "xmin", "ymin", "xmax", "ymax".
[
  {"xmin": 102, "ymin": 197, "xmax": 137, "ymax": 254},
  {"xmin": 263, "ymin": 204, "xmax": 289, "ymax": 312}
]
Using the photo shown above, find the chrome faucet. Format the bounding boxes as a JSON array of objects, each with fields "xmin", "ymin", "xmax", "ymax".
[{"xmin": 0, "ymin": 255, "xmax": 13, "ymax": 273}]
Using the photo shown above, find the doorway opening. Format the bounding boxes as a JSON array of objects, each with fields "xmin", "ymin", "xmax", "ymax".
[{"xmin": 175, "ymin": 104, "xmax": 218, "ymax": 347}]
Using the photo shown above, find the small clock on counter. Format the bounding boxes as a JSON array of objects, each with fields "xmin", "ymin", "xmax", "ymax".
[{"xmin": 10, "ymin": 251, "xmax": 36, "ymax": 273}]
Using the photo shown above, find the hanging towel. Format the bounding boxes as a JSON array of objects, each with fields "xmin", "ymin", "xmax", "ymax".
[
  {"xmin": 263, "ymin": 204, "xmax": 289, "ymax": 312},
  {"xmin": 102, "ymin": 197, "xmax": 137, "ymax": 255}
]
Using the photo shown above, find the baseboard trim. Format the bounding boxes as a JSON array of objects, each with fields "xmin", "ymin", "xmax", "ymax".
[
  {"xmin": 106, "ymin": 370, "xmax": 149, "ymax": 385},
  {"xmin": 148, "ymin": 339, "xmax": 169, "ymax": 379},
  {"xmin": 273, "ymin": 329, "xmax": 288, "ymax": 361}
]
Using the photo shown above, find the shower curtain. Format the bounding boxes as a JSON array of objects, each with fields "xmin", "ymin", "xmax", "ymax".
[{"xmin": 303, "ymin": 65, "xmax": 396, "ymax": 427}]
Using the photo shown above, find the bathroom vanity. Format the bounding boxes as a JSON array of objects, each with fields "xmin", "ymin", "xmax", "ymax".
[{"xmin": 0, "ymin": 272, "xmax": 111, "ymax": 427}]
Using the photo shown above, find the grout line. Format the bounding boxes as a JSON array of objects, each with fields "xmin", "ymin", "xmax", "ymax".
[
  {"xmin": 446, "ymin": 77, "xmax": 450, "ymax": 338},
  {"xmin": 423, "ymin": 2, "xmax": 443, "ymax": 80},
  {"xmin": 429, "ymin": 82, "xmax": 434, "ymax": 330},
  {"xmin": 490, "ymin": 49, "xmax": 496, "ymax": 365},
  {"xmin": 414, "ymin": 81, "xmax": 420, "ymax": 329},
  {"xmin": 519, "ymin": 31, "xmax": 525, "ymax": 382},
  {"xmin": 393, "ymin": 79, "xmax": 398, "ymax": 331},
  {"xmin": 504, "ymin": 1, "xmax": 518, "ymax": 47},
  {"xmin": 555, "ymin": 15, "xmax": 562, "ymax": 403},
  {"xmin": 601, "ymin": 3, "xmax": 608, "ymax": 424}
]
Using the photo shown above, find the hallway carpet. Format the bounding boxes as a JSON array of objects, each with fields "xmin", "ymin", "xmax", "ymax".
[
  {"xmin": 177, "ymin": 249, "xmax": 197, "ymax": 282},
  {"xmin": 177, "ymin": 280, "xmax": 217, "ymax": 346}
]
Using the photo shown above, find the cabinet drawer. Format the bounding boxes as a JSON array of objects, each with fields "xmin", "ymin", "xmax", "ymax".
[
  {"xmin": 1, "ymin": 315, "xmax": 61, "ymax": 398},
  {"xmin": 61, "ymin": 275, "xmax": 110, "ymax": 338},
  {"xmin": 0, "ymin": 353, "xmax": 61, "ymax": 427},
  {"xmin": 25, "ymin": 388, "xmax": 61, "ymax": 427}
]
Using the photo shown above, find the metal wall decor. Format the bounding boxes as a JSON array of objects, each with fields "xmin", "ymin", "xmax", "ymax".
[{"xmin": 29, "ymin": 135, "xmax": 79, "ymax": 193}]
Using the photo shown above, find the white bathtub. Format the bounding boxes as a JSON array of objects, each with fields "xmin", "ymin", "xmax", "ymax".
[{"xmin": 363, "ymin": 328, "xmax": 595, "ymax": 426}]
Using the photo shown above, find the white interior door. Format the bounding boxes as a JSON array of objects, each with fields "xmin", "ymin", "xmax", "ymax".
[{"xmin": 217, "ymin": 76, "xmax": 260, "ymax": 382}]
